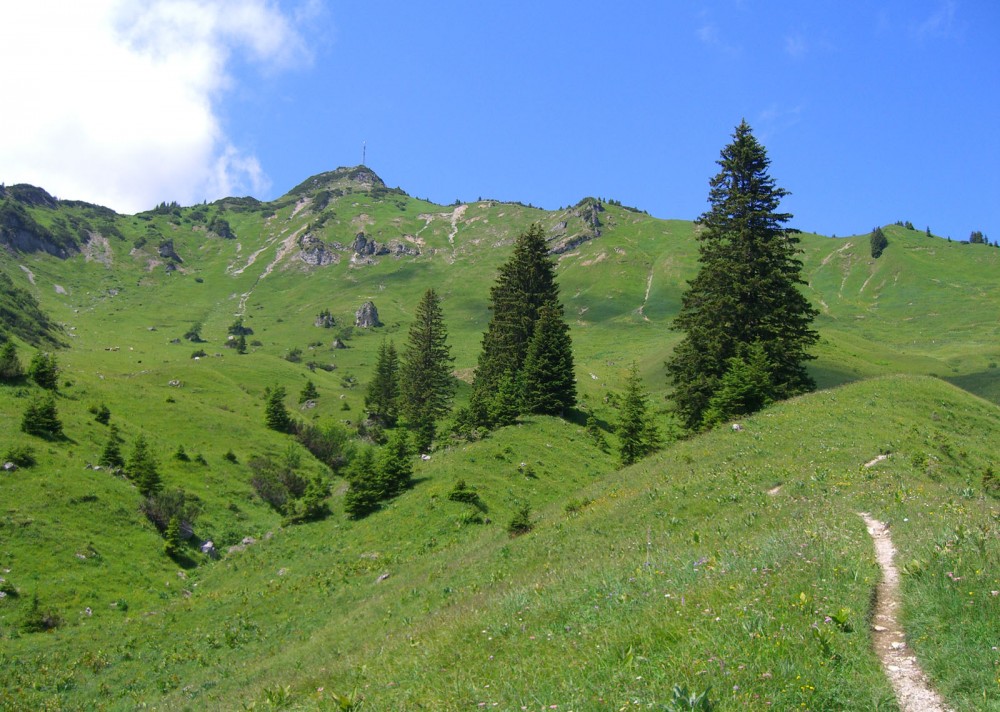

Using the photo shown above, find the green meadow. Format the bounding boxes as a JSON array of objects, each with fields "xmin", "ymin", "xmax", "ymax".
[{"xmin": 1, "ymin": 169, "xmax": 997, "ymax": 709}]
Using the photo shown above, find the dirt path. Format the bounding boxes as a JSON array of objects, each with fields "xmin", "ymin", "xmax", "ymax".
[
  {"xmin": 859, "ymin": 513, "xmax": 953, "ymax": 712},
  {"xmin": 637, "ymin": 269, "xmax": 654, "ymax": 321}
]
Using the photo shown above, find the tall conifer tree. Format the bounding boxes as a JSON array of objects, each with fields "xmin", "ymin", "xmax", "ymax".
[
  {"xmin": 521, "ymin": 303, "xmax": 576, "ymax": 416},
  {"xmin": 471, "ymin": 223, "xmax": 571, "ymax": 425},
  {"xmin": 365, "ymin": 339, "xmax": 400, "ymax": 426},
  {"xmin": 667, "ymin": 120, "xmax": 818, "ymax": 429},
  {"xmin": 399, "ymin": 289, "xmax": 454, "ymax": 451}
]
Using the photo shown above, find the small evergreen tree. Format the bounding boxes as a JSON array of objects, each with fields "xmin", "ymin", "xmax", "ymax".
[
  {"xmin": 488, "ymin": 371, "xmax": 522, "ymax": 428},
  {"xmin": 870, "ymin": 226, "xmax": 888, "ymax": 258},
  {"xmin": 377, "ymin": 429, "xmax": 413, "ymax": 498},
  {"xmin": 617, "ymin": 363, "xmax": 660, "ymax": 466},
  {"xmin": 0, "ymin": 341, "xmax": 24, "ymax": 383},
  {"xmin": 21, "ymin": 395, "xmax": 63, "ymax": 438},
  {"xmin": 285, "ymin": 476, "xmax": 331, "ymax": 524},
  {"xmin": 184, "ymin": 323, "xmax": 204, "ymax": 342},
  {"xmin": 521, "ymin": 303, "xmax": 576, "ymax": 416},
  {"xmin": 702, "ymin": 341, "xmax": 774, "ymax": 426},
  {"xmin": 299, "ymin": 379, "xmax": 320, "ymax": 404},
  {"xmin": 163, "ymin": 515, "xmax": 183, "ymax": 559},
  {"xmin": 969, "ymin": 230, "xmax": 987, "ymax": 244},
  {"xmin": 364, "ymin": 339, "xmax": 400, "ymax": 426},
  {"xmin": 27, "ymin": 352, "xmax": 59, "ymax": 390},
  {"xmin": 399, "ymin": 289, "xmax": 454, "ymax": 451},
  {"xmin": 99, "ymin": 425, "xmax": 125, "ymax": 470},
  {"xmin": 344, "ymin": 448, "xmax": 381, "ymax": 519},
  {"xmin": 264, "ymin": 385, "xmax": 294, "ymax": 433},
  {"xmin": 93, "ymin": 403, "xmax": 111, "ymax": 425},
  {"xmin": 127, "ymin": 434, "xmax": 162, "ymax": 497}
]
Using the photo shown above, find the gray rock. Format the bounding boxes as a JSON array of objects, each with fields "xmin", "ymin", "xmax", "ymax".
[{"xmin": 355, "ymin": 301, "xmax": 382, "ymax": 328}]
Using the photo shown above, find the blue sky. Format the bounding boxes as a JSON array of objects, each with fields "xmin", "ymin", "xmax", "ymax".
[{"xmin": 2, "ymin": 1, "xmax": 997, "ymax": 241}]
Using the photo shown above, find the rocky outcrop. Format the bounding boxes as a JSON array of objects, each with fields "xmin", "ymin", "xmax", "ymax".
[
  {"xmin": 158, "ymin": 239, "xmax": 183, "ymax": 263},
  {"xmin": 314, "ymin": 310, "xmax": 336, "ymax": 328},
  {"xmin": 353, "ymin": 232, "xmax": 376, "ymax": 256},
  {"xmin": 384, "ymin": 239, "xmax": 420, "ymax": 257},
  {"xmin": 355, "ymin": 301, "xmax": 382, "ymax": 328},
  {"xmin": 549, "ymin": 199, "xmax": 605, "ymax": 255},
  {"xmin": 297, "ymin": 233, "xmax": 340, "ymax": 266},
  {"xmin": 351, "ymin": 233, "xmax": 420, "ymax": 262}
]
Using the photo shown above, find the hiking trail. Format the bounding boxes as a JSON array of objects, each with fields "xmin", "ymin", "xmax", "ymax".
[{"xmin": 859, "ymin": 513, "xmax": 953, "ymax": 712}]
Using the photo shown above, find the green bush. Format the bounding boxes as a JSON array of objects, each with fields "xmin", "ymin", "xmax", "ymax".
[{"xmin": 507, "ymin": 505, "xmax": 533, "ymax": 536}]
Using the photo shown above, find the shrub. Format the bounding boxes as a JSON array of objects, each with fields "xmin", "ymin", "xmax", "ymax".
[
  {"xmin": 448, "ymin": 480, "xmax": 487, "ymax": 513},
  {"xmin": 27, "ymin": 352, "xmax": 59, "ymax": 390},
  {"xmin": 20, "ymin": 395, "xmax": 62, "ymax": 438},
  {"xmin": 90, "ymin": 403, "xmax": 111, "ymax": 425},
  {"xmin": 296, "ymin": 421, "xmax": 353, "ymax": 472},
  {"xmin": 507, "ymin": 505, "xmax": 533, "ymax": 536},
  {"xmin": 4, "ymin": 443, "xmax": 36, "ymax": 468},
  {"xmin": 248, "ymin": 455, "xmax": 307, "ymax": 513},
  {"xmin": 139, "ymin": 488, "xmax": 201, "ymax": 535},
  {"xmin": 984, "ymin": 467, "xmax": 1000, "ymax": 497},
  {"xmin": 21, "ymin": 592, "xmax": 61, "ymax": 633}
]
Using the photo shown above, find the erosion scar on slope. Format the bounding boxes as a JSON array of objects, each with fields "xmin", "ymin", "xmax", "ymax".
[{"xmin": 859, "ymin": 513, "xmax": 954, "ymax": 712}]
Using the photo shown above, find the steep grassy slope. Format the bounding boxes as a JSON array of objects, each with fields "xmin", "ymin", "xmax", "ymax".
[
  {"xmin": 1, "ymin": 169, "xmax": 999, "ymax": 709},
  {"xmin": 2, "ymin": 377, "xmax": 998, "ymax": 710}
]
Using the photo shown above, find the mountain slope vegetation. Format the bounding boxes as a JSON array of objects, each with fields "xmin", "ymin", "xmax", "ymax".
[{"xmin": 1, "ymin": 167, "xmax": 998, "ymax": 709}]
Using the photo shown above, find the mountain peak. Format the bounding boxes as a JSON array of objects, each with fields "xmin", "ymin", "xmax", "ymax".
[{"xmin": 284, "ymin": 165, "xmax": 386, "ymax": 199}]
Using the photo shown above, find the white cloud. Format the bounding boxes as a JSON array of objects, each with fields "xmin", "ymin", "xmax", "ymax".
[
  {"xmin": 0, "ymin": 0, "xmax": 310, "ymax": 213},
  {"xmin": 912, "ymin": 0, "xmax": 959, "ymax": 40}
]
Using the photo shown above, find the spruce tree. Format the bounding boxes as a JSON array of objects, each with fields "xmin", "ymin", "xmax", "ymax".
[
  {"xmin": 127, "ymin": 434, "xmax": 162, "ymax": 497},
  {"xmin": 163, "ymin": 515, "xmax": 183, "ymax": 559},
  {"xmin": 377, "ymin": 429, "xmax": 413, "ymax": 498},
  {"xmin": 344, "ymin": 448, "xmax": 380, "ymax": 519},
  {"xmin": 0, "ymin": 341, "xmax": 24, "ymax": 383},
  {"xmin": 27, "ymin": 352, "xmax": 59, "ymax": 390},
  {"xmin": 870, "ymin": 226, "xmax": 888, "ymax": 258},
  {"xmin": 399, "ymin": 289, "xmax": 454, "ymax": 451},
  {"xmin": 364, "ymin": 339, "xmax": 400, "ymax": 426},
  {"xmin": 264, "ymin": 385, "xmax": 294, "ymax": 433},
  {"xmin": 521, "ymin": 303, "xmax": 576, "ymax": 416},
  {"xmin": 299, "ymin": 379, "xmax": 320, "ymax": 404},
  {"xmin": 667, "ymin": 120, "xmax": 818, "ymax": 429},
  {"xmin": 20, "ymin": 394, "xmax": 63, "ymax": 438},
  {"xmin": 99, "ymin": 425, "xmax": 125, "ymax": 470},
  {"xmin": 470, "ymin": 223, "xmax": 569, "ymax": 425},
  {"xmin": 616, "ymin": 363, "xmax": 660, "ymax": 466}
]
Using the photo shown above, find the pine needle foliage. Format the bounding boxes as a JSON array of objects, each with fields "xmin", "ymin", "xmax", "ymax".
[
  {"xmin": 0, "ymin": 341, "xmax": 24, "ymax": 382},
  {"xmin": 616, "ymin": 362, "xmax": 660, "ymax": 466},
  {"xmin": 20, "ymin": 394, "xmax": 63, "ymax": 438},
  {"xmin": 264, "ymin": 385, "xmax": 294, "ymax": 434},
  {"xmin": 399, "ymin": 289, "xmax": 454, "ymax": 451},
  {"xmin": 127, "ymin": 434, "xmax": 162, "ymax": 498},
  {"xmin": 471, "ymin": 223, "xmax": 573, "ymax": 425},
  {"xmin": 364, "ymin": 339, "xmax": 400, "ymax": 426},
  {"xmin": 667, "ymin": 120, "xmax": 818, "ymax": 429},
  {"xmin": 522, "ymin": 303, "xmax": 576, "ymax": 416},
  {"xmin": 870, "ymin": 226, "xmax": 888, "ymax": 258}
]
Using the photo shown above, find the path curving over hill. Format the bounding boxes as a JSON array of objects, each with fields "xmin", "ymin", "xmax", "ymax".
[{"xmin": 860, "ymin": 513, "xmax": 954, "ymax": 712}]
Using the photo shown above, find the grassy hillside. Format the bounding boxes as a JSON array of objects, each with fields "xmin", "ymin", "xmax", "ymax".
[
  {"xmin": 1, "ymin": 169, "xmax": 999, "ymax": 709},
  {"xmin": 2, "ymin": 377, "xmax": 998, "ymax": 710}
]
